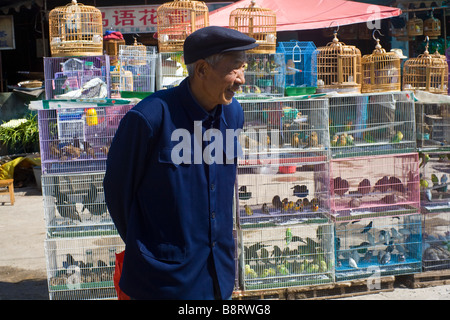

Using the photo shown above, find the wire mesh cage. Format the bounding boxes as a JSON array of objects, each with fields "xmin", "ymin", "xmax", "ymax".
[
  {"xmin": 156, "ymin": 0, "xmax": 209, "ymax": 53},
  {"xmin": 415, "ymin": 101, "xmax": 450, "ymax": 150},
  {"xmin": 328, "ymin": 91, "xmax": 416, "ymax": 158},
  {"xmin": 424, "ymin": 10, "xmax": 441, "ymax": 40},
  {"xmin": 403, "ymin": 43, "xmax": 448, "ymax": 94},
  {"xmin": 118, "ymin": 42, "xmax": 157, "ymax": 95},
  {"xmin": 41, "ymin": 172, "xmax": 116, "ymax": 238},
  {"xmin": 276, "ymin": 41, "xmax": 318, "ymax": 96},
  {"xmin": 156, "ymin": 52, "xmax": 188, "ymax": 90},
  {"xmin": 422, "ymin": 211, "xmax": 450, "ymax": 271},
  {"xmin": 49, "ymin": 0, "xmax": 103, "ymax": 57},
  {"xmin": 45, "ymin": 236, "xmax": 124, "ymax": 300},
  {"xmin": 36, "ymin": 101, "xmax": 133, "ymax": 175},
  {"xmin": 419, "ymin": 151, "xmax": 450, "ymax": 213},
  {"xmin": 361, "ymin": 35, "xmax": 401, "ymax": 93},
  {"xmin": 235, "ymin": 53, "xmax": 285, "ymax": 99},
  {"xmin": 237, "ymin": 223, "xmax": 335, "ymax": 290},
  {"xmin": 238, "ymin": 98, "xmax": 330, "ymax": 168},
  {"xmin": 329, "ymin": 153, "xmax": 420, "ymax": 222},
  {"xmin": 315, "ymin": 31, "xmax": 362, "ymax": 94},
  {"xmin": 229, "ymin": 0, "xmax": 277, "ymax": 54},
  {"xmin": 44, "ymin": 55, "xmax": 111, "ymax": 100},
  {"xmin": 334, "ymin": 213, "xmax": 422, "ymax": 282}
]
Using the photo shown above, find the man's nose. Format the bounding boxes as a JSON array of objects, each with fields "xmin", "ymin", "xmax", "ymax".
[{"xmin": 235, "ymin": 68, "xmax": 245, "ymax": 85}]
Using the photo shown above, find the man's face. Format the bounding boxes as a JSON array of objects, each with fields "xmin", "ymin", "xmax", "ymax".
[{"xmin": 204, "ymin": 52, "xmax": 247, "ymax": 106}]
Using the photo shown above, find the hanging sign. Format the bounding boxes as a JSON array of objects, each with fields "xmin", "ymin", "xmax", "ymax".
[{"xmin": 99, "ymin": 3, "xmax": 231, "ymax": 34}]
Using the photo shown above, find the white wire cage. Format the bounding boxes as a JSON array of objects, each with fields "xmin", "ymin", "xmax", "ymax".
[
  {"xmin": 415, "ymin": 101, "xmax": 450, "ymax": 150},
  {"xmin": 41, "ymin": 172, "xmax": 116, "ymax": 238},
  {"xmin": 37, "ymin": 102, "xmax": 133, "ymax": 175},
  {"xmin": 237, "ymin": 223, "xmax": 335, "ymax": 290},
  {"xmin": 334, "ymin": 213, "xmax": 422, "ymax": 282},
  {"xmin": 156, "ymin": 52, "xmax": 188, "ymax": 90},
  {"xmin": 330, "ymin": 153, "xmax": 420, "ymax": 222},
  {"xmin": 44, "ymin": 55, "xmax": 111, "ymax": 100},
  {"xmin": 328, "ymin": 91, "xmax": 416, "ymax": 159},
  {"xmin": 422, "ymin": 211, "xmax": 450, "ymax": 271},
  {"xmin": 45, "ymin": 236, "xmax": 124, "ymax": 300}
]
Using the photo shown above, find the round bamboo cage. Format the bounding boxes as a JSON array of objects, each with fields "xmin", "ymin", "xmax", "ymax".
[
  {"xmin": 403, "ymin": 42, "xmax": 448, "ymax": 94},
  {"xmin": 157, "ymin": 0, "xmax": 209, "ymax": 53},
  {"xmin": 361, "ymin": 35, "xmax": 401, "ymax": 93},
  {"xmin": 406, "ymin": 13, "xmax": 423, "ymax": 37},
  {"xmin": 104, "ymin": 39, "xmax": 126, "ymax": 66},
  {"xmin": 315, "ymin": 31, "xmax": 362, "ymax": 94},
  {"xmin": 229, "ymin": 0, "xmax": 277, "ymax": 54},
  {"xmin": 424, "ymin": 10, "xmax": 441, "ymax": 39},
  {"xmin": 49, "ymin": 0, "xmax": 103, "ymax": 57}
]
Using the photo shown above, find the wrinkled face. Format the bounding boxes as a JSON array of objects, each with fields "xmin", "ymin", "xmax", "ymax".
[{"xmin": 204, "ymin": 51, "xmax": 247, "ymax": 106}]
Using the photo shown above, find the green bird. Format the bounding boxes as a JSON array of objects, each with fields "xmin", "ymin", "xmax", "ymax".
[
  {"xmin": 286, "ymin": 228, "xmax": 293, "ymax": 245},
  {"xmin": 419, "ymin": 152, "xmax": 430, "ymax": 167},
  {"xmin": 431, "ymin": 174, "xmax": 439, "ymax": 187}
]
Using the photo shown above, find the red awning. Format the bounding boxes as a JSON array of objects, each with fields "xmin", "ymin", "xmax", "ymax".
[{"xmin": 209, "ymin": 0, "xmax": 402, "ymax": 31}]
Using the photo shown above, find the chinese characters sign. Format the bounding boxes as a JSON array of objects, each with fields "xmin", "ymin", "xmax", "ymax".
[
  {"xmin": 99, "ymin": 3, "xmax": 231, "ymax": 34},
  {"xmin": 0, "ymin": 16, "xmax": 15, "ymax": 50}
]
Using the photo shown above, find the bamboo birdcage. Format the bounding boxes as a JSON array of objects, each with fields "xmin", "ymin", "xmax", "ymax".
[
  {"xmin": 229, "ymin": 0, "xmax": 277, "ymax": 54},
  {"xmin": 361, "ymin": 31, "xmax": 401, "ymax": 93},
  {"xmin": 403, "ymin": 39, "xmax": 448, "ymax": 94},
  {"xmin": 49, "ymin": 0, "xmax": 103, "ymax": 57},
  {"xmin": 424, "ymin": 10, "xmax": 441, "ymax": 40},
  {"xmin": 315, "ymin": 31, "xmax": 362, "ymax": 94},
  {"xmin": 406, "ymin": 13, "xmax": 423, "ymax": 37},
  {"xmin": 156, "ymin": 0, "xmax": 209, "ymax": 53}
]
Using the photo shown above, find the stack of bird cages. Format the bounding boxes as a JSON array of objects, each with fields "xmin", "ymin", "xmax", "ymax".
[
  {"xmin": 329, "ymin": 153, "xmax": 420, "ymax": 222},
  {"xmin": 418, "ymin": 151, "xmax": 450, "ymax": 213},
  {"xmin": 44, "ymin": 55, "xmax": 111, "ymax": 100},
  {"xmin": 361, "ymin": 37, "xmax": 401, "ymax": 93},
  {"xmin": 237, "ymin": 223, "xmax": 335, "ymax": 290},
  {"xmin": 415, "ymin": 99, "xmax": 450, "ymax": 150},
  {"xmin": 156, "ymin": 51, "xmax": 188, "ymax": 90},
  {"xmin": 334, "ymin": 213, "xmax": 422, "ymax": 281},
  {"xmin": 235, "ymin": 53, "xmax": 285, "ymax": 99},
  {"xmin": 49, "ymin": 0, "xmax": 103, "ymax": 57},
  {"xmin": 328, "ymin": 91, "xmax": 416, "ymax": 159},
  {"xmin": 35, "ymin": 100, "xmax": 133, "ymax": 175},
  {"xmin": 276, "ymin": 41, "xmax": 318, "ymax": 96},
  {"xmin": 422, "ymin": 211, "xmax": 450, "ymax": 271},
  {"xmin": 229, "ymin": 0, "xmax": 277, "ymax": 54},
  {"xmin": 403, "ymin": 44, "xmax": 448, "ymax": 95},
  {"xmin": 315, "ymin": 31, "xmax": 362, "ymax": 94},
  {"xmin": 156, "ymin": 0, "xmax": 209, "ymax": 53},
  {"xmin": 45, "ymin": 235, "xmax": 125, "ymax": 300},
  {"xmin": 118, "ymin": 42, "xmax": 157, "ymax": 97}
]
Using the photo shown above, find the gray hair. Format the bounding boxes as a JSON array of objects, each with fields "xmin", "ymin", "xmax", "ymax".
[{"xmin": 186, "ymin": 51, "xmax": 247, "ymax": 77}]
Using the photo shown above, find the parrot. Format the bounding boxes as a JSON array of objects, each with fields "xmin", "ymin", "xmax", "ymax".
[
  {"xmin": 419, "ymin": 152, "xmax": 430, "ymax": 167},
  {"xmin": 291, "ymin": 133, "xmax": 300, "ymax": 147},
  {"xmin": 431, "ymin": 174, "xmax": 439, "ymax": 189},
  {"xmin": 390, "ymin": 131, "xmax": 403, "ymax": 143},
  {"xmin": 272, "ymin": 195, "xmax": 283, "ymax": 210},
  {"xmin": 244, "ymin": 204, "xmax": 253, "ymax": 216},
  {"xmin": 349, "ymin": 257, "xmax": 358, "ymax": 269},
  {"xmin": 285, "ymin": 228, "xmax": 293, "ymax": 245},
  {"xmin": 277, "ymin": 264, "xmax": 290, "ymax": 275},
  {"xmin": 439, "ymin": 174, "xmax": 448, "ymax": 192},
  {"xmin": 245, "ymin": 264, "xmax": 258, "ymax": 278}
]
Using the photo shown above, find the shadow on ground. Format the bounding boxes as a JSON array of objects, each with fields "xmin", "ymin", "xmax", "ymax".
[{"xmin": 0, "ymin": 267, "xmax": 48, "ymax": 300}]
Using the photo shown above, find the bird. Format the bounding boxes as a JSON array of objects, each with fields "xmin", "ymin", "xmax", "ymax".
[
  {"xmin": 100, "ymin": 145, "xmax": 110, "ymax": 156},
  {"xmin": 439, "ymin": 174, "xmax": 448, "ymax": 192},
  {"xmin": 363, "ymin": 250, "xmax": 373, "ymax": 262},
  {"xmin": 49, "ymin": 140, "xmax": 62, "ymax": 158},
  {"xmin": 302, "ymin": 198, "xmax": 310, "ymax": 207},
  {"xmin": 374, "ymin": 176, "xmax": 390, "ymax": 192},
  {"xmin": 294, "ymin": 199, "xmax": 304, "ymax": 212},
  {"xmin": 259, "ymin": 248, "xmax": 270, "ymax": 265},
  {"xmin": 55, "ymin": 190, "xmax": 82, "ymax": 222},
  {"xmin": 82, "ymin": 184, "xmax": 108, "ymax": 217},
  {"xmin": 286, "ymin": 228, "xmax": 293, "ymax": 245},
  {"xmin": 61, "ymin": 144, "xmax": 82, "ymax": 160},
  {"xmin": 431, "ymin": 174, "xmax": 439, "ymax": 188},
  {"xmin": 307, "ymin": 131, "xmax": 319, "ymax": 148},
  {"xmin": 244, "ymin": 204, "xmax": 253, "ymax": 216},
  {"xmin": 380, "ymin": 251, "xmax": 391, "ymax": 264},
  {"xmin": 367, "ymin": 233, "xmax": 376, "ymax": 246},
  {"xmin": 389, "ymin": 176, "xmax": 406, "ymax": 194},
  {"xmin": 381, "ymin": 194, "xmax": 398, "ymax": 204},
  {"xmin": 390, "ymin": 131, "xmax": 403, "ymax": 143},
  {"xmin": 333, "ymin": 177, "xmax": 349, "ymax": 196},
  {"xmin": 361, "ymin": 221, "xmax": 373, "ymax": 234},
  {"xmin": 349, "ymin": 257, "xmax": 358, "ymax": 269},
  {"xmin": 291, "ymin": 133, "xmax": 300, "ymax": 148},
  {"xmin": 63, "ymin": 253, "xmax": 78, "ymax": 268},
  {"xmin": 272, "ymin": 195, "xmax": 283, "ymax": 210},
  {"xmin": 357, "ymin": 178, "xmax": 371, "ymax": 196},
  {"xmin": 419, "ymin": 152, "xmax": 430, "ymax": 168},
  {"xmin": 82, "ymin": 140, "xmax": 96, "ymax": 159},
  {"xmin": 261, "ymin": 203, "xmax": 270, "ymax": 214},
  {"xmin": 271, "ymin": 245, "xmax": 283, "ymax": 264}
]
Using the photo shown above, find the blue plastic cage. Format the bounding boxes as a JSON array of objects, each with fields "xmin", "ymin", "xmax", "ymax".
[{"xmin": 276, "ymin": 41, "xmax": 318, "ymax": 96}]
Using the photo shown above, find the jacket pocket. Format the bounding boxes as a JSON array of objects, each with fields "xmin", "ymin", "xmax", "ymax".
[{"xmin": 138, "ymin": 241, "xmax": 186, "ymax": 263}]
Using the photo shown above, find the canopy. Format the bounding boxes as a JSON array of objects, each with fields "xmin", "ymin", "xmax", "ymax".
[{"xmin": 209, "ymin": 0, "xmax": 402, "ymax": 31}]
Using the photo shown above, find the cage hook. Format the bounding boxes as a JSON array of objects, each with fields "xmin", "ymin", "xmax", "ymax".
[
  {"xmin": 372, "ymin": 29, "xmax": 384, "ymax": 41},
  {"xmin": 329, "ymin": 21, "xmax": 340, "ymax": 34}
]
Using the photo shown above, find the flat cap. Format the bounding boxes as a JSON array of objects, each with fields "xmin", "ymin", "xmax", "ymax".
[{"xmin": 183, "ymin": 26, "xmax": 258, "ymax": 64}]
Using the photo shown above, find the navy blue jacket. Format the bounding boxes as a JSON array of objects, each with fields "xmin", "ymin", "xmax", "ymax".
[{"xmin": 103, "ymin": 78, "xmax": 244, "ymax": 299}]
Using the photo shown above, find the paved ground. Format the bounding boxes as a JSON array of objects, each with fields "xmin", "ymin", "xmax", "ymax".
[{"xmin": 0, "ymin": 182, "xmax": 449, "ymax": 300}]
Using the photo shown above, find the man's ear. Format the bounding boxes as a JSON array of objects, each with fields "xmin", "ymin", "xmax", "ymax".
[{"xmin": 195, "ymin": 60, "xmax": 209, "ymax": 78}]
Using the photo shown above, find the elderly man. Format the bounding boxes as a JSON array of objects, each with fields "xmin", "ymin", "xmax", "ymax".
[{"xmin": 103, "ymin": 26, "xmax": 258, "ymax": 300}]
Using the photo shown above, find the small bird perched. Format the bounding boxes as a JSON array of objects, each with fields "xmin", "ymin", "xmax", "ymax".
[
  {"xmin": 361, "ymin": 221, "xmax": 373, "ymax": 234},
  {"xmin": 261, "ymin": 203, "xmax": 270, "ymax": 214},
  {"xmin": 244, "ymin": 204, "xmax": 253, "ymax": 216},
  {"xmin": 389, "ymin": 176, "xmax": 406, "ymax": 194},
  {"xmin": 291, "ymin": 133, "xmax": 300, "ymax": 148},
  {"xmin": 272, "ymin": 195, "xmax": 283, "ymax": 210},
  {"xmin": 55, "ymin": 191, "xmax": 82, "ymax": 222},
  {"xmin": 333, "ymin": 177, "xmax": 349, "ymax": 196},
  {"xmin": 374, "ymin": 176, "xmax": 390, "ymax": 193},
  {"xmin": 439, "ymin": 174, "xmax": 448, "ymax": 192},
  {"xmin": 390, "ymin": 131, "xmax": 403, "ymax": 143},
  {"xmin": 307, "ymin": 131, "xmax": 319, "ymax": 148},
  {"xmin": 431, "ymin": 174, "xmax": 439, "ymax": 188},
  {"xmin": 349, "ymin": 257, "xmax": 358, "ymax": 269},
  {"xmin": 419, "ymin": 152, "xmax": 430, "ymax": 168},
  {"xmin": 357, "ymin": 178, "xmax": 371, "ymax": 196},
  {"xmin": 294, "ymin": 199, "xmax": 303, "ymax": 212}
]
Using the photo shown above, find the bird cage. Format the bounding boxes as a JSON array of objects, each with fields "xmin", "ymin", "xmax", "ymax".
[
  {"xmin": 415, "ymin": 98, "xmax": 450, "ymax": 150},
  {"xmin": 422, "ymin": 211, "xmax": 450, "ymax": 271},
  {"xmin": 229, "ymin": 0, "xmax": 277, "ymax": 54},
  {"xmin": 49, "ymin": 0, "xmax": 103, "ymax": 57},
  {"xmin": 315, "ymin": 31, "xmax": 362, "ymax": 94},
  {"xmin": 361, "ymin": 32, "xmax": 401, "ymax": 93},
  {"xmin": 276, "ymin": 41, "xmax": 318, "ymax": 96},
  {"xmin": 403, "ymin": 41, "xmax": 448, "ymax": 94},
  {"xmin": 406, "ymin": 13, "xmax": 423, "ymax": 37},
  {"xmin": 334, "ymin": 213, "xmax": 422, "ymax": 282},
  {"xmin": 424, "ymin": 10, "xmax": 441, "ymax": 40},
  {"xmin": 157, "ymin": 52, "xmax": 188, "ymax": 90},
  {"xmin": 156, "ymin": 0, "xmax": 209, "ymax": 53}
]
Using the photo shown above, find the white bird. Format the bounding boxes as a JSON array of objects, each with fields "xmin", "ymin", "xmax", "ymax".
[
  {"xmin": 352, "ymin": 250, "xmax": 360, "ymax": 264},
  {"xmin": 367, "ymin": 233, "xmax": 375, "ymax": 246},
  {"xmin": 349, "ymin": 257, "xmax": 358, "ymax": 269}
]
